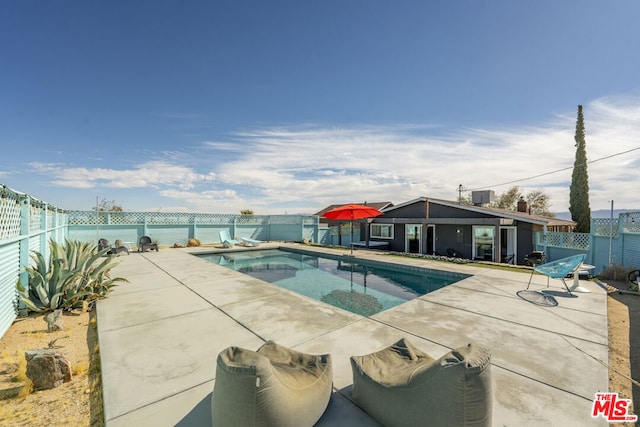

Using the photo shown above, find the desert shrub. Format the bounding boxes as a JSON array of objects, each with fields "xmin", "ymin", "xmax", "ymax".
[
  {"xmin": 598, "ymin": 264, "xmax": 631, "ymax": 282},
  {"xmin": 187, "ymin": 238, "xmax": 201, "ymax": 247},
  {"xmin": 16, "ymin": 240, "xmax": 127, "ymax": 313}
]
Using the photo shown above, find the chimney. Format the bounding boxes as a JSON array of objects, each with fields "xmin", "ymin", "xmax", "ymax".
[{"xmin": 517, "ymin": 197, "xmax": 528, "ymax": 213}]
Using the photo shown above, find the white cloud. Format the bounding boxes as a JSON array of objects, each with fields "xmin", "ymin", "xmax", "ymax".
[
  {"xmin": 157, "ymin": 188, "xmax": 260, "ymax": 214},
  {"xmin": 22, "ymin": 94, "xmax": 640, "ymax": 214},
  {"xmin": 30, "ymin": 160, "xmax": 216, "ymax": 191},
  {"xmin": 203, "ymin": 96, "xmax": 640, "ymax": 213}
]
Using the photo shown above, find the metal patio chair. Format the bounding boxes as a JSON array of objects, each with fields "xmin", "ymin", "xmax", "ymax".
[
  {"xmin": 139, "ymin": 236, "xmax": 158, "ymax": 252},
  {"xmin": 526, "ymin": 254, "xmax": 586, "ymax": 296}
]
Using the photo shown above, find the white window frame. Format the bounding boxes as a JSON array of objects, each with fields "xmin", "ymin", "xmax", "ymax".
[
  {"xmin": 370, "ymin": 224, "xmax": 394, "ymax": 239},
  {"xmin": 405, "ymin": 224, "xmax": 423, "ymax": 254},
  {"xmin": 472, "ymin": 225, "xmax": 495, "ymax": 261}
]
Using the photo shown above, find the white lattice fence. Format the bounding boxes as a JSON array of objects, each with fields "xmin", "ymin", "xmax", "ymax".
[
  {"xmin": 65, "ymin": 210, "xmax": 319, "ymax": 246},
  {"xmin": 196, "ymin": 213, "xmax": 236, "ymax": 224},
  {"xmin": 109, "ymin": 212, "xmax": 149, "ymax": 224},
  {"xmin": 29, "ymin": 204, "xmax": 42, "ymax": 234},
  {"xmin": 544, "ymin": 232, "xmax": 590, "ymax": 250},
  {"xmin": 269, "ymin": 215, "xmax": 307, "ymax": 225},
  {"xmin": 235, "ymin": 215, "xmax": 269, "ymax": 225},
  {"xmin": 0, "ymin": 191, "xmax": 21, "ymax": 240},
  {"xmin": 621, "ymin": 212, "xmax": 640, "ymax": 233},
  {"xmin": 68, "ymin": 210, "xmax": 103, "ymax": 225},
  {"xmin": 67, "ymin": 211, "xmax": 277, "ymax": 225},
  {"xmin": 593, "ymin": 218, "xmax": 618, "ymax": 238}
]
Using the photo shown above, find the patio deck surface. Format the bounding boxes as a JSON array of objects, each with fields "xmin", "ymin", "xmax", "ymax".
[{"xmin": 98, "ymin": 243, "xmax": 609, "ymax": 426}]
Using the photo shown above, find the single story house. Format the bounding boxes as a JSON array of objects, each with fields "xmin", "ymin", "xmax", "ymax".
[{"xmin": 362, "ymin": 195, "xmax": 575, "ymax": 265}]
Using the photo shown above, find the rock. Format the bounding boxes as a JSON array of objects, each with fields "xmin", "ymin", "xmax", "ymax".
[
  {"xmin": 25, "ymin": 349, "xmax": 72, "ymax": 390},
  {"xmin": 44, "ymin": 309, "xmax": 64, "ymax": 332},
  {"xmin": 1, "ymin": 362, "xmax": 18, "ymax": 375}
]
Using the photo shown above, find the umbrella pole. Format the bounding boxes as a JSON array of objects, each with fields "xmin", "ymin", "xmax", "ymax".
[{"xmin": 350, "ymin": 221, "xmax": 353, "ymax": 255}]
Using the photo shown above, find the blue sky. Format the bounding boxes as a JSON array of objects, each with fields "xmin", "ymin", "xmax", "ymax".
[{"xmin": 2, "ymin": 1, "xmax": 639, "ymax": 214}]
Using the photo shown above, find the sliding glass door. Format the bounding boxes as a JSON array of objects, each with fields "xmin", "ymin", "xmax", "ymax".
[{"xmin": 473, "ymin": 226, "xmax": 495, "ymax": 261}]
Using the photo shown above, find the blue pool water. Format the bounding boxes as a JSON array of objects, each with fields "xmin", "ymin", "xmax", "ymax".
[{"xmin": 197, "ymin": 248, "xmax": 470, "ymax": 316}]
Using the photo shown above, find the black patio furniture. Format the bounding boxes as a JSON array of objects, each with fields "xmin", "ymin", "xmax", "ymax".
[
  {"xmin": 446, "ymin": 248, "xmax": 464, "ymax": 258},
  {"xmin": 98, "ymin": 238, "xmax": 129, "ymax": 255},
  {"xmin": 139, "ymin": 236, "xmax": 159, "ymax": 252},
  {"xmin": 524, "ymin": 251, "xmax": 545, "ymax": 267}
]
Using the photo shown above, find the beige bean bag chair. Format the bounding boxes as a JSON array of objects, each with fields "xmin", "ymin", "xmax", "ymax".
[
  {"xmin": 211, "ymin": 341, "xmax": 333, "ymax": 427},
  {"xmin": 350, "ymin": 338, "xmax": 492, "ymax": 427}
]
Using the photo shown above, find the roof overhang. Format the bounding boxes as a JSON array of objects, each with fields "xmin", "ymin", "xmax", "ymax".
[
  {"xmin": 378, "ymin": 196, "xmax": 571, "ymax": 227},
  {"xmin": 372, "ymin": 217, "xmax": 515, "ymax": 226},
  {"xmin": 426, "ymin": 198, "xmax": 550, "ymax": 226}
]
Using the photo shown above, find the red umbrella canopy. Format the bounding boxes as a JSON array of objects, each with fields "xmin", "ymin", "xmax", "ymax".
[{"xmin": 322, "ymin": 203, "xmax": 383, "ymax": 221}]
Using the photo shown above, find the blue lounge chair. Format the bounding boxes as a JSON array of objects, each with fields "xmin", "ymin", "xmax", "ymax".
[
  {"xmin": 219, "ymin": 230, "xmax": 240, "ymax": 248},
  {"xmin": 241, "ymin": 237, "xmax": 263, "ymax": 247},
  {"xmin": 526, "ymin": 254, "xmax": 586, "ymax": 296}
]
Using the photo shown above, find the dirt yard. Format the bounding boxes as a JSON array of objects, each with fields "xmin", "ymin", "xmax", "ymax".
[
  {"xmin": 0, "ymin": 310, "xmax": 102, "ymax": 426},
  {"xmin": 0, "ymin": 279, "xmax": 638, "ymax": 426},
  {"xmin": 605, "ymin": 278, "xmax": 640, "ymax": 427}
]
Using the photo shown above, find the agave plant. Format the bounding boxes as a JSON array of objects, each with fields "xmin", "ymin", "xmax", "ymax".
[{"xmin": 16, "ymin": 240, "xmax": 127, "ymax": 313}]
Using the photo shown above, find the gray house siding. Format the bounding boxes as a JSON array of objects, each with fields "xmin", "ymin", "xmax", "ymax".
[
  {"xmin": 428, "ymin": 203, "xmax": 495, "ymax": 220},
  {"xmin": 391, "ymin": 224, "xmax": 406, "ymax": 252},
  {"xmin": 383, "ymin": 201, "xmax": 426, "ymax": 218},
  {"xmin": 435, "ymin": 224, "xmax": 472, "ymax": 257},
  {"xmin": 515, "ymin": 222, "xmax": 538, "ymax": 264}
]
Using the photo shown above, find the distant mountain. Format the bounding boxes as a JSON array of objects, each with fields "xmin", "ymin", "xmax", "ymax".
[{"xmin": 554, "ymin": 209, "xmax": 639, "ymax": 220}]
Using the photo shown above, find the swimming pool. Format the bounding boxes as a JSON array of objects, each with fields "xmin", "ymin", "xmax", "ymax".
[{"xmin": 197, "ymin": 248, "xmax": 470, "ymax": 316}]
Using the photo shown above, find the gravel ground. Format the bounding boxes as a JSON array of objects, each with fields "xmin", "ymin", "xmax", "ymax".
[{"xmin": 0, "ymin": 310, "xmax": 102, "ymax": 426}]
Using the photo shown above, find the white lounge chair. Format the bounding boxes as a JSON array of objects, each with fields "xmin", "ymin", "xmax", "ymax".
[
  {"xmin": 219, "ymin": 230, "xmax": 240, "ymax": 248},
  {"xmin": 241, "ymin": 237, "xmax": 263, "ymax": 247}
]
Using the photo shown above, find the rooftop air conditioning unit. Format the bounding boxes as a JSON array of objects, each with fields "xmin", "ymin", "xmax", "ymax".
[{"xmin": 472, "ymin": 190, "xmax": 495, "ymax": 207}]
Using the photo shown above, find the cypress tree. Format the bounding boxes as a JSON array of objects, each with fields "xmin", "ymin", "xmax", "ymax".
[{"xmin": 569, "ymin": 104, "xmax": 591, "ymax": 232}]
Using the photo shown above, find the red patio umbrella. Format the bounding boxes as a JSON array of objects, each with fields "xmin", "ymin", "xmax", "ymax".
[{"xmin": 323, "ymin": 203, "xmax": 383, "ymax": 254}]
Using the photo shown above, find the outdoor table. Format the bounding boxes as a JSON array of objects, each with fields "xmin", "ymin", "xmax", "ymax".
[{"xmin": 569, "ymin": 264, "xmax": 595, "ymax": 293}]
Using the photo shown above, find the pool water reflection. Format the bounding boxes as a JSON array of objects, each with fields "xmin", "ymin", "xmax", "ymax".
[{"xmin": 197, "ymin": 249, "xmax": 470, "ymax": 316}]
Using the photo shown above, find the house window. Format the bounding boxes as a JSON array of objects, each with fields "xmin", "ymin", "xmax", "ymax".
[
  {"xmin": 371, "ymin": 224, "xmax": 393, "ymax": 239},
  {"xmin": 473, "ymin": 226, "xmax": 495, "ymax": 261}
]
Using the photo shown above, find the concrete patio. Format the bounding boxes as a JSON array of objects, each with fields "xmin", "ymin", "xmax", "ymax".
[{"xmin": 98, "ymin": 243, "xmax": 609, "ymax": 426}]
